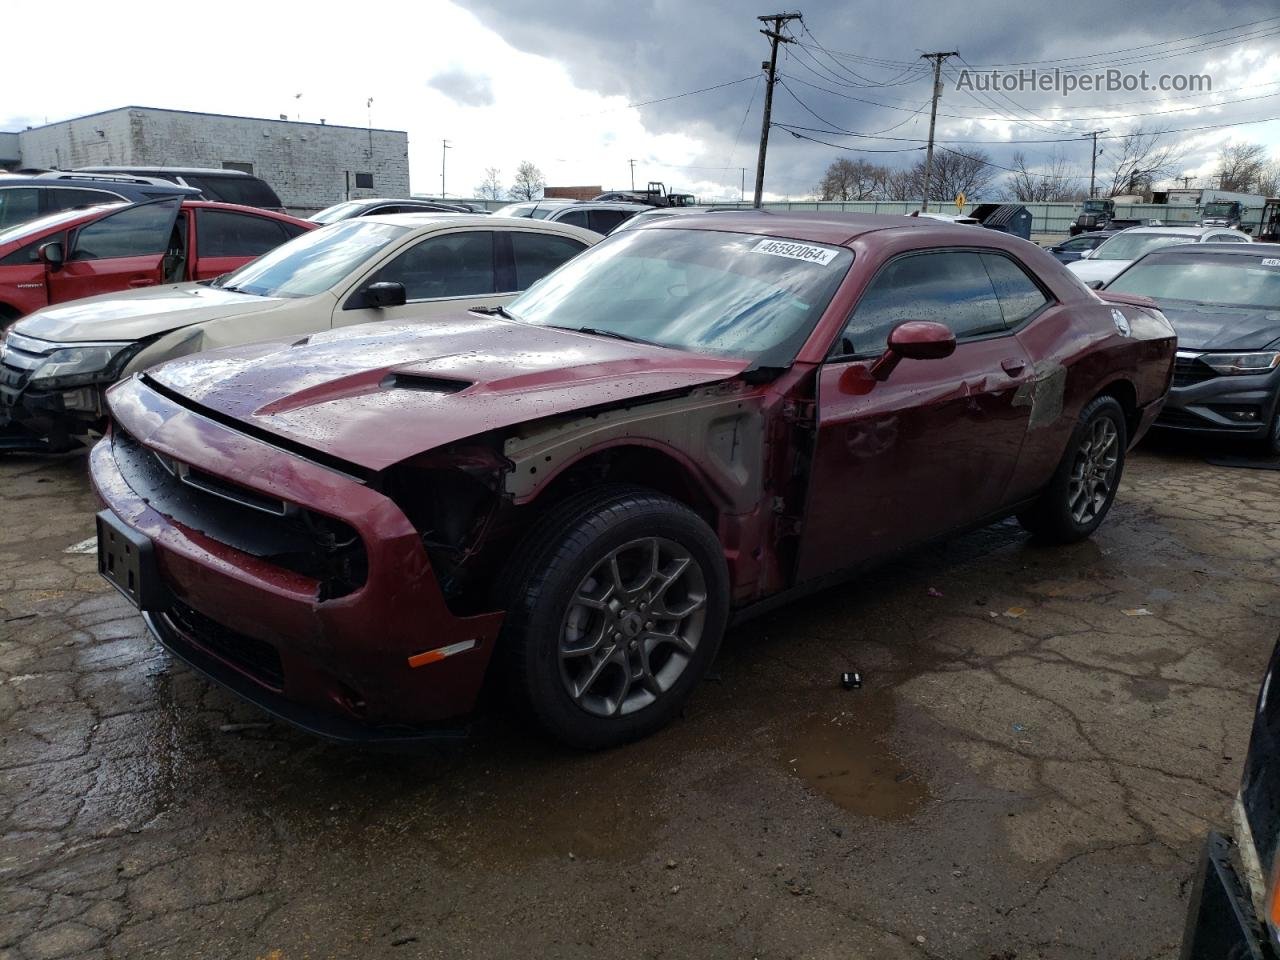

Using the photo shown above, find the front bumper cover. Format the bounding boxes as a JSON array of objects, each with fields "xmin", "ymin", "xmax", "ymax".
[
  {"xmin": 91, "ymin": 375, "xmax": 506, "ymax": 738},
  {"xmin": 1156, "ymin": 357, "xmax": 1280, "ymax": 440},
  {"xmin": 1180, "ymin": 831, "xmax": 1270, "ymax": 960}
]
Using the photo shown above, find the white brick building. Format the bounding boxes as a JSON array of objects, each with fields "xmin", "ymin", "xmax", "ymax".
[{"xmin": 6, "ymin": 106, "xmax": 410, "ymax": 214}]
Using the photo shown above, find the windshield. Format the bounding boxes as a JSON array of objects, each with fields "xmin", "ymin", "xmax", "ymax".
[
  {"xmin": 504, "ymin": 228, "xmax": 853, "ymax": 368},
  {"xmin": 213, "ymin": 219, "xmax": 409, "ymax": 298},
  {"xmin": 1093, "ymin": 232, "xmax": 1198, "ymax": 261},
  {"xmin": 309, "ymin": 200, "xmax": 369, "ymax": 224},
  {"xmin": 1082, "ymin": 200, "xmax": 1110, "ymax": 213},
  {"xmin": 1107, "ymin": 254, "xmax": 1280, "ymax": 310},
  {"xmin": 1202, "ymin": 202, "xmax": 1237, "ymax": 218},
  {"xmin": 494, "ymin": 202, "xmax": 563, "ymax": 220}
]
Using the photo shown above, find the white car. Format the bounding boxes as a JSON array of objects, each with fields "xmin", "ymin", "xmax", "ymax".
[
  {"xmin": 1067, "ymin": 225, "xmax": 1252, "ymax": 286},
  {"xmin": 0, "ymin": 214, "xmax": 599, "ymax": 449},
  {"xmin": 493, "ymin": 200, "xmax": 650, "ymax": 235}
]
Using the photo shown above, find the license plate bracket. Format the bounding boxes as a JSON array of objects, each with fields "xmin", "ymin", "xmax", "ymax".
[{"xmin": 96, "ymin": 510, "xmax": 161, "ymax": 610}]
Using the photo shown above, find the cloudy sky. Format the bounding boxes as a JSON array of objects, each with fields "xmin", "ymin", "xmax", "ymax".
[{"xmin": 5, "ymin": 1, "xmax": 1279, "ymax": 201}]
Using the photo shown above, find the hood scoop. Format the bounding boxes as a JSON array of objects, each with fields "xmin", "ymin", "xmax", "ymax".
[{"xmin": 381, "ymin": 372, "xmax": 471, "ymax": 394}]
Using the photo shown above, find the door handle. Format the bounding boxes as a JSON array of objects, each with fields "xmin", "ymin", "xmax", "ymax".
[
  {"xmin": 1000, "ymin": 357, "xmax": 1026, "ymax": 376},
  {"xmin": 129, "ymin": 279, "xmax": 158, "ymax": 288}
]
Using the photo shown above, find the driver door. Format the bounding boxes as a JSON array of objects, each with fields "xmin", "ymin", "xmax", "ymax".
[
  {"xmin": 45, "ymin": 199, "xmax": 180, "ymax": 304},
  {"xmin": 795, "ymin": 249, "xmax": 1037, "ymax": 582}
]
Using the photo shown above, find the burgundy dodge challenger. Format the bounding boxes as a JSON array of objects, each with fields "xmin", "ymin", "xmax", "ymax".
[{"xmin": 89, "ymin": 213, "xmax": 1176, "ymax": 747}]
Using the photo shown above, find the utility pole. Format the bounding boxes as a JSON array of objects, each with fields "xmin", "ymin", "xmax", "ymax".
[
  {"xmin": 1084, "ymin": 129, "xmax": 1108, "ymax": 199},
  {"xmin": 629, "ymin": 159, "xmax": 636, "ymax": 192},
  {"xmin": 753, "ymin": 11, "xmax": 801, "ymax": 209},
  {"xmin": 919, "ymin": 51, "xmax": 957, "ymax": 213},
  {"xmin": 441, "ymin": 139, "xmax": 451, "ymax": 198}
]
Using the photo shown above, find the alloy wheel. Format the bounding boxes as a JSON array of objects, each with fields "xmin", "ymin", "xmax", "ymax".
[
  {"xmin": 558, "ymin": 537, "xmax": 708, "ymax": 718},
  {"xmin": 1067, "ymin": 417, "xmax": 1120, "ymax": 525}
]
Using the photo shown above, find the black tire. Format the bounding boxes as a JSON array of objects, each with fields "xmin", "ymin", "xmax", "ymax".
[
  {"xmin": 1018, "ymin": 395, "xmax": 1128, "ymax": 544},
  {"xmin": 499, "ymin": 485, "xmax": 729, "ymax": 749},
  {"xmin": 0, "ymin": 304, "xmax": 17, "ymax": 333},
  {"xmin": 1263, "ymin": 403, "xmax": 1280, "ymax": 457}
]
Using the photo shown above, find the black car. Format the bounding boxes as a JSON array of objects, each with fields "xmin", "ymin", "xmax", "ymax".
[
  {"xmin": 1046, "ymin": 231, "xmax": 1116, "ymax": 264},
  {"xmin": 1104, "ymin": 244, "xmax": 1280, "ymax": 452},
  {"xmin": 73, "ymin": 166, "xmax": 283, "ymax": 211},
  {"xmin": 1181, "ymin": 633, "xmax": 1280, "ymax": 959},
  {"xmin": 0, "ymin": 173, "xmax": 197, "ymax": 230}
]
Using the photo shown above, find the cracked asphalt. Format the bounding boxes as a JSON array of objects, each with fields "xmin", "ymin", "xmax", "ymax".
[{"xmin": 2, "ymin": 441, "xmax": 1277, "ymax": 960}]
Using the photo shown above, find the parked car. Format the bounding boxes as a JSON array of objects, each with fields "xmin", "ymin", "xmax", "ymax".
[
  {"xmin": 88, "ymin": 212, "xmax": 1175, "ymax": 747},
  {"xmin": 1067, "ymin": 225, "xmax": 1252, "ymax": 286},
  {"xmin": 1, "ymin": 214, "xmax": 596, "ymax": 450},
  {"xmin": 309, "ymin": 198, "xmax": 471, "ymax": 224},
  {"xmin": 614, "ymin": 207, "xmax": 720, "ymax": 231},
  {"xmin": 492, "ymin": 199, "xmax": 579, "ymax": 220},
  {"xmin": 1104, "ymin": 243, "xmax": 1280, "ymax": 451},
  {"xmin": 0, "ymin": 173, "xmax": 198, "ymax": 230},
  {"xmin": 1180, "ymin": 631, "xmax": 1280, "ymax": 959},
  {"xmin": 538, "ymin": 202, "xmax": 652, "ymax": 235},
  {"xmin": 0, "ymin": 198, "xmax": 311, "ymax": 328},
  {"xmin": 1046, "ymin": 232, "xmax": 1115, "ymax": 264},
  {"xmin": 74, "ymin": 166, "xmax": 284, "ymax": 211}
]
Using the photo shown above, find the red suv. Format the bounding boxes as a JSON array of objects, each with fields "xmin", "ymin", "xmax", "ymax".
[{"xmin": 0, "ymin": 199, "xmax": 312, "ymax": 326}]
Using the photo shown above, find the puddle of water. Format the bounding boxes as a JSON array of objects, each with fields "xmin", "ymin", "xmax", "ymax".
[{"xmin": 781, "ymin": 709, "xmax": 929, "ymax": 821}]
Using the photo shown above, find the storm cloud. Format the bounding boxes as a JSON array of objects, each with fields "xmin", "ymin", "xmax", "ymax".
[
  {"xmin": 428, "ymin": 68, "xmax": 496, "ymax": 108},
  {"xmin": 461, "ymin": 1, "xmax": 1280, "ymax": 197}
]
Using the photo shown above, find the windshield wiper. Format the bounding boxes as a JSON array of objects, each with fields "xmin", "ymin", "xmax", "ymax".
[
  {"xmin": 565, "ymin": 326, "xmax": 664, "ymax": 348},
  {"xmin": 471, "ymin": 304, "xmax": 518, "ymax": 319}
]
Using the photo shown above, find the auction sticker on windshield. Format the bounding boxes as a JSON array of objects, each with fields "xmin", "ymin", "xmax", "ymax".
[{"xmin": 751, "ymin": 238, "xmax": 840, "ymax": 265}]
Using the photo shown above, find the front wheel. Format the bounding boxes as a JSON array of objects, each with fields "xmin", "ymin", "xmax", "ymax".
[
  {"xmin": 1018, "ymin": 395, "xmax": 1127, "ymax": 544},
  {"xmin": 500, "ymin": 486, "xmax": 729, "ymax": 749}
]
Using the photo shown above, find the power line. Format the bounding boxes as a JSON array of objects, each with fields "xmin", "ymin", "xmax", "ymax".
[
  {"xmin": 781, "ymin": 126, "xmax": 926, "ymax": 153},
  {"xmin": 569, "ymin": 74, "xmax": 759, "ymax": 117},
  {"xmin": 726, "ymin": 74, "xmax": 763, "ymax": 169}
]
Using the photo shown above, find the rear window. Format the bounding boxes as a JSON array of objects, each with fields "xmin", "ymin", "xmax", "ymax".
[
  {"xmin": 183, "ymin": 174, "xmax": 282, "ymax": 209},
  {"xmin": 0, "ymin": 187, "xmax": 40, "ymax": 230}
]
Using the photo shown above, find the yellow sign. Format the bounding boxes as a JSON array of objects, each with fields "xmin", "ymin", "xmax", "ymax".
[{"xmin": 955, "ymin": 192, "xmax": 966, "ymax": 210}]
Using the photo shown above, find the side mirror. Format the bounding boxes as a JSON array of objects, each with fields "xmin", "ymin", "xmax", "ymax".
[
  {"xmin": 870, "ymin": 321, "xmax": 956, "ymax": 382},
  {"xmin": 1078, "ymin": 248, "xmax": 1094, "ymax": 260},
  {"xmin": 1085, "ymin": 280, "xmax": 1105, "ymax": 290},
  {"xmin": 38, "ymin": 241, "xmax": 64, "ymax": 270},
  {"xmin": 362, "ymin": 281, "xmax": 406, "ymax": 308}
]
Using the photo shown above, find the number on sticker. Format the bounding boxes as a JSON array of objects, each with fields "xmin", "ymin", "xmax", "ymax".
[{"xmin": 751, "ymin": 238, "xmax": 839, "ymax": 266}]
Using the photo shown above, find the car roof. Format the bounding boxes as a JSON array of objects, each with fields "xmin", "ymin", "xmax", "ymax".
[
  {"xmin": 1113, "ymin": 225, "xmax": 1245, "ymax": 236},
  {"xmin": 0, "ymin": 173, "xmax": 194, "ymax": 193},
  {"xmin": 1144, "ymin": 242, "xmax": 1274, "ymax": 257},
  {"xmin": 643, "ymin": 211, "xmax": 994, "ymax": 246},
  {"xmin": 353, "ymin": 212, "xmax": 600, "ymax": 239},
  {"xmin": 553, "ymin": 201, "xmax": 651, "ymax": 212},
  {"xmin": 76, "ymin": 165, "xmax": 256, "ymax": 178}
]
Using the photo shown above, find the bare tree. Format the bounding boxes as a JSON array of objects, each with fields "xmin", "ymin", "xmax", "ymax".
[
  {"xmin": 1102, "ymin": 126, "xmax": 1185, "ymax": 198},
  {"xmin": 814, "ymin": 158, "xmax": 889, "ymax": 200},
  {"xmin": 474, "ymin": 167, "xmax": 504, "ymax": 200},
  {"xmin": 882, "ymin": 167, "xmax": 917, "ymax": 201},
  {"xmin": 914, "ymin": 148, "xmax": 996, "ymax": 203},
  {"xmin": 1215, "ymin": 142, "xmax": 1270, "ymax": 192},
  {"xmin": 1004, "ymin": 150, "xmax": 1083, "ymax": 202},
  {"xmin": 1258, "ymin": 160, "xmax": 1280, "ymax": 198},
  {"xmin": 509, "ymin": 161, "xmax": 545, "ymax": 201}
]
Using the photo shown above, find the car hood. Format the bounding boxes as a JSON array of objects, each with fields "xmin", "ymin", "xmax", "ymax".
[
  {"xmin": 12, "ymin": 284, "xmax": 287, "ymax": 343},
  {"xmin": 1067, "ymin": 258, "xmax": 1129, "ymax": 284},
  {"xmin": 144, "ymin": 316, "xmax": 751, "ymax": 472},
  {"xmin": 1157, "ymin": 302, "xmax": 1280, "ymax": 351}
]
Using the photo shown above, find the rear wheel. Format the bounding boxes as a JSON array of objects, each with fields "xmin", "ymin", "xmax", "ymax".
[
  {"xmin": 500, "ymin": 486, "xmax": 729, "ymax": 749},
  {"xmin": 1018, "ymin": 395, "xmax": 1127, "ymax": 544}
]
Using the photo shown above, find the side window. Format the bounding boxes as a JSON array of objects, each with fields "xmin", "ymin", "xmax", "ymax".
[
  {"xmin": 373, "ymin": 231, "xmax": 495, "ymax": 300},
  {"xmin": 0, "ymin": 235, "xmax": 55, "ymax": 266},
  {"xmin": 587, "ymin": 209, "xmax": 633, "ymax": 234},
  {"xmin": 510, "ymin": 232, "xmax": 587, "ymax": 290},
  {"xmin": 0, "ymin": 188, "xmax": 41, "ymax": 230},
  {"xmin": 45, "ymin": 188, "xmax": 120, "ymax": 213},
  {"xmin": 70, "ymin": 201, "xmax": 178, "ymax": 261},
  {"xmin": 556, "ymin": 209, "xmax": 591, "ymax": 230},
  {"xmin": 277, "ymin": 221, "xmax": 309, "ymax": 241},
  {"xmin": 198, "ymin": 209, "xmax": 290, "ymax": 258},
  {"xmin": 837, "ymin": 250, "xmax": 1005, "ymax": 357},
  {"xmin": 1213, "ymin": 233, "xmax": 1246, "ymax": 243},
  {"xmin": 980, "ymin": 253, "xmax": 1049, "ymax": 326}
]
